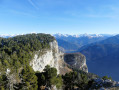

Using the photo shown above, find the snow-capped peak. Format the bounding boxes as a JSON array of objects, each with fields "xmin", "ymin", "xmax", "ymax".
[
  {"xmin": 53, "ymin": 33, "xmax": 113, "ymax": 38},
  {"xmin": 0, "ymin": 33, "xmax": 115, "ymax": 38},
  {"xmin": 0, "ymin": 33, "xmax": 38, "ymax": 38},
  {"xmin": 0, "ymin": 34, "xmax": 17, "ymax": 38}
]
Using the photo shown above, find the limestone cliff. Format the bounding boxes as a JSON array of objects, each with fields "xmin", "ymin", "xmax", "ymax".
[
  {"xmin": 30, "ymin": 40, "xmax": 87, "ymax": 74},
  {"xmin": 30, "ymin": 40, "xmax": 70, "ymax": 74},
  {"xmin": 64, "ymin": 53, "xmax": 88, "ymax": 73}
]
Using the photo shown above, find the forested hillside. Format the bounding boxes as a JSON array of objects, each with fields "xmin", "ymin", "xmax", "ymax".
[
  {"xmin": 0, "ymin": 33, "xmax": 55, "ymax": 89},
  {"xmin": 0, "ymin": 33, "xmax": 93, "ymax": 90}
]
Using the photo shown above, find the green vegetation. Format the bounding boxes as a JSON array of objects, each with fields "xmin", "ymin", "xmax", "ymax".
[
  {"xmin": 0, "ymin": 33, "xmax": 55, "ymax": 89},
  {"xmin": 0, "ymin": 75, "xmax": 8, "ymax": 90},
  {"xmin": 0, "ymin": 33, "xmax": 55, "ymax": 68},
  {"xmin": 102, "ymin": 76, "xmax": 112, "ymax": 81},
  {"xmin": 0, "ymin": 33, "xmax": 114, "ymax": 90},
  {"xmin": 17, "ymin": 65, "xmax": 38, "ymax": 90},
  {"xmin": 36, "ymin": 65, "xmax": 63, "ymax": 89},
  {"xmin": 36, "ymin": 65, "xmax": 97, "ymax": 90},
  {"xmin": 62, "ymin": 70, "xmax": 90, "ymax": 90}
]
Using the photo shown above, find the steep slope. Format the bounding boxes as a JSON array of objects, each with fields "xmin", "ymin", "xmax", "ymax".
[
  {"xmin": 78, "ymin": 34, "xmax": 119, "ymax": 81},
  {"xmin": 30, "ymin": 40, "xmax": 71, "ymax": 74}
]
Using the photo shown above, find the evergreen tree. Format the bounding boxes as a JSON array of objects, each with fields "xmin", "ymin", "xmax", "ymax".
[
  {"xmin": 37, "ymin": 65, "xmax": 63, "ymax": 89},
  {"xmin": 19, "ymin": 65, "xmax": 38, "ymax": 90}
]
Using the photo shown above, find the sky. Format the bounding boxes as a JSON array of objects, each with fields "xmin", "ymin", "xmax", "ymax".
[{"xmin": 0, "ymin": 0, "xmax": 119, "ymax": 35}]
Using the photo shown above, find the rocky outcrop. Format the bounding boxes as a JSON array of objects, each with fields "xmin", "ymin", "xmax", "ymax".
[
  {"xmin": 90, "ymin": 78, "xmax": 119, "ymax": 89},
  {"xmin": 30, "ymin": 40, "xmax": 88, "ymax": 74},
  {"xmin": 30, "ymin": 40, "xmax": 70, "ymax": 74},
  {"xmin": 64, "ymin": 53, "xmax": 88, "ymax": 73}
]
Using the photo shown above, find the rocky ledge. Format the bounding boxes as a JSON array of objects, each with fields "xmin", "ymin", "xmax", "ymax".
[{"xmin": 64, "ymin": 53, "xmax": 88, "ymax": 73}]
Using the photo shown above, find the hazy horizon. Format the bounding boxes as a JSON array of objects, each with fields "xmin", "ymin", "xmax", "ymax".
[{"xmin": 0, "ymin": 32, "xmax": 117, "ymax": 36}]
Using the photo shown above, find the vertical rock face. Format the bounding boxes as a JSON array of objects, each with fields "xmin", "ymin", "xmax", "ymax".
[
  {"xmin": 30, "ymin": 40, "xmax": 63, "ymax": 74},
  {"xmin": 30, "ymin": 40, "xmax": 88, "ymax": 74},
  {"xmin": 64, "ymin": 53, "xmax": 88, "ymax": 73}
]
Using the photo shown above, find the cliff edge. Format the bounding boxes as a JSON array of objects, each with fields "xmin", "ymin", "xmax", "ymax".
[{"xmin": 64, "ymin": 53, "xmax": 88, "ymax": 73}]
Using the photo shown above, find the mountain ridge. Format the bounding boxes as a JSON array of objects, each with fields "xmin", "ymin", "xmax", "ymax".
[
  {"xmin": 53, "ymin": 33, "xmax": 115, "ymax": 38},
  {"xmin": 0, "ymin": 33, "xmax": 115, "ymax": 38},
  {"xmin": 53, "ymin": 33, "xmax": 114, "ymax": 52},
  {"xmin": 78, "ymin": 34, "xmax": 119, "ymax": 81}
]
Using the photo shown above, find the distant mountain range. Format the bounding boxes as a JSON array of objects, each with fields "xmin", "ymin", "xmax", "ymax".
[
  {"xmin": 53, "ymin": 33, "xmax": 114, "ymax": 38},
  {"xmin": 56, "ymin": 39, "xmax": 79, "ymax": 52},
  {"xmin": 0, "ymin": 33, "xmax": 114, "ymax": 38},
  {"xmin": 0, "ymin": 34, "xmax": 18, "ymax": 38},
  {"xmin": 54, "ymin": 33, "xmax": 119, "ymax": 80},
  {"xmin": 0, "ymin": 33, "xmax": 33, "ymax": 38},
  {"xmin": 78, "ymin": 34, "xmax": 119, "ymax": 81},
  {"xmin": 53, "ymin": 33, "xmax": 114, "ymax": 52},
  {"xmin": 0, "ymin": 33, "xmax": 114, "ymax": 52}
]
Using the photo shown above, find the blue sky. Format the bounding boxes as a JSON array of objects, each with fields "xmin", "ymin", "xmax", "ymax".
[{"xmin": 0, "ymin": 0, "xmax": 119, "ymax": 35}]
